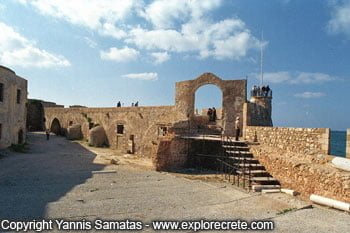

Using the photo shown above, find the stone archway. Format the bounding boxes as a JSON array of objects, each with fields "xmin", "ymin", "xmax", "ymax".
[
  {"xmin": 175, "ymin": 73, "xmax": 247, "ymax": 135},
  {"xmin": 194, "ymin": 84, "xmax": 223, "ymax": 128},
  {"xmin": 50, "ymin": 118, "xmax": 61, "ymax": 135}
]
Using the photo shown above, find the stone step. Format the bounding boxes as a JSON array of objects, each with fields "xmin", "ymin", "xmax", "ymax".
[
  {"xmin": 238, "ymin": 163, "xmax": 264, "ymax": 168},
  {"xmin": 228, "ymin": 157, "xmax": 259, "ymax": 163},
  {"xmin": 252, "ymin": 184, "xmax": 281, "ymax": 192},
  {"xmin": 225, "ymin": 150, "xmax": 253, "ymax": 155},
  {"xmin": 237, "ymin": 169, "xmax": 268, "ymax": 174},
  {"xmin": 222, "ymin": 141, "xmax": 248, "ymax": 147},
  {"xmin": 222, "ymin": 145, "xmax": 250, "ymax": 151},
  {"xmin": 250, "ymin": 177, "xmax": 278, "ymax": 182}
]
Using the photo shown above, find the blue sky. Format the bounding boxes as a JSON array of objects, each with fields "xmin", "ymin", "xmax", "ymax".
[{"xmin": 1, "ymin": 0, "xmax": 350, "ymax": 130}]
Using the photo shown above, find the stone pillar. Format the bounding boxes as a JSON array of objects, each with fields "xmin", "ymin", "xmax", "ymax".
[{"xmin": 347, "ymin": 129, "xmax": 350, "ymax": 158}]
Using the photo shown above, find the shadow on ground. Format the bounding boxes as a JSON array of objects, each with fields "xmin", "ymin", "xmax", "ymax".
[{"xmin": 0, "ymin": 132, "xmax": 105, "ymax": 220}]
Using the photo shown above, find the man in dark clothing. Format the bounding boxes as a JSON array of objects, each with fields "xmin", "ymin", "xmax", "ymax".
[
  {"xmin": 117, "ymin": 101, "xmax": 121, "ymax": 107},
  {"xmin": 265, "ymin": 85, "xmax": 270, "ymax": 97},
  {"xmin": 46, "ymin": 129, "xmax": 50, "ymax": 140},
  {"xmin": 261, "ymin": 86, "xmax": 266, "ymax": 97},
  {"xmin": 207, "ymin": 108, "xmax": 213, "ymax": 121},
  {"xmin": 212, "ymin": 107, "xmax": 217, "ymax": 122},
  {"xmin": 135, "ymin": 101, "xmax": 139, "ymax": 107}
]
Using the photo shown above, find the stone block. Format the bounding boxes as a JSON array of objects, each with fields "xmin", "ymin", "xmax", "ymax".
[
  {"xmin": 67, "ymin": 124, "xmax": 83, "ymax": 140},
  {"xmin": 89, "ymin": 126, "xmax": 108, "ymax": 147}
]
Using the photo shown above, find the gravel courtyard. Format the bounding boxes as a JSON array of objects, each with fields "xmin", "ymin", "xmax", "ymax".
[{"xmin": 0, "ymin": 133, "xmax": 349, "ymax": 232}]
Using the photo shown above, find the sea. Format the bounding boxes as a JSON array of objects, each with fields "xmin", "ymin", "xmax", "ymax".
[{"xmin": 330, "ymin": 131, "xmax": 347, "ymax": 157}]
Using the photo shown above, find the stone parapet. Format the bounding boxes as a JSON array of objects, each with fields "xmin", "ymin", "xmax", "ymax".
[
  {"xmin": 245, "ymin": 126, "xmax": 330, "ymax": 155},
  {"xmin": 250, "ymin": 145, "xmax": 350, "ymax": 202}
]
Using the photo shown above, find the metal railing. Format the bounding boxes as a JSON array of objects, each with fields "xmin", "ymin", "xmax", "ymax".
[{"xmin": 171, "ymin": 125, "xmax": 252, "ymax": 191}]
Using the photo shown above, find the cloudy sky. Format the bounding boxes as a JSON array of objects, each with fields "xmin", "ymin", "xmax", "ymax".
[{"xmin": 1, "ymin": 0, "xmax": 350, "ymax": 130}]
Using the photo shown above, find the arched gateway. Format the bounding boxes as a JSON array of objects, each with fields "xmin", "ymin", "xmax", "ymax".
[{"xmin": 175, "ymin": 73, "xmax": 247, "ymax": 135}]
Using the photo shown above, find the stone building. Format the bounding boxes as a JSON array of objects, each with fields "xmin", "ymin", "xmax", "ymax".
[
  {"xmin": 0, "ymin": 65, "xmax": 28, "ymax": 148},
  {"xmin": 27, "ymin": 99, "xmax": 64, "ymax": 131},
  {"xmin": 43, "ymin": 73, "xmax": 272, "ymax": 156}
]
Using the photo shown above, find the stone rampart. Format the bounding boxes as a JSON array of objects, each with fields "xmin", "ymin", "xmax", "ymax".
[
  {"xmin": 45, "ymin": 106, "xmax": 181, "ymax": 157},
  {"xmin": 250, "ymin": 145, "xmax": 350, "ymax": 202},
  {"xmin": 245, "ymin": 126, "xmax": 330, "ymax": 155}
]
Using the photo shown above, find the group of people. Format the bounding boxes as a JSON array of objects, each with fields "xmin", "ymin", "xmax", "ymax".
[
  {"xmin": 207, "ymin": 107, "xmax": 217, "ymax": 122},
  {"xmin": 251, "ymin": 85, "xmax": 272, "ymax": 97},
  {"xmin": 116, "ymin": 101, "xmax": 139, "ymax": 107}
]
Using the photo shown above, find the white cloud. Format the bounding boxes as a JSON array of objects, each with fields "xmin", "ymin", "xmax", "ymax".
[
  {"xmin": 290, "ymin": 72, "xmax": 335, "ymax": 84},
  {"xmin": 126, "ymin": 18, "xmax": 261, "ymax": 60},
  {"xmin": 327, "ymin": 1, "xmax": 350, "ymax": 36},
  {"xmin": 122, "ymin": 72, "xmax": 158, "ymax": 81},
  {"xmin": 100, "ymin": 46, "xmax": 139, "ymax": 62},
  {"xmin": 17, "ymin": 0, "xmax": 262, "ymax": 61},
  {"xmin": 16, "ymin": 0, "xmax": 140, "ymax": 38},
  {"xmin": 151, "ymin": 52, "xmax": 170, "ymax": 64},
  {"xmin": 0, "ymin": 22, "xmax": 70, "ymax": 68},
  {"xmin": 253, "ymin": 71, "xmax": 337, "ymax": 84},
  {"xmin": 141, "ymin": 0, "xmax": 221, "ymax": 29},
  {"xmin": 294, "ymin": 92, "xmax": 326, "ymax": 99}
]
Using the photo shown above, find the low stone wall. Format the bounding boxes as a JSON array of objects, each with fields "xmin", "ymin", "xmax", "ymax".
[
  {"xmin": 245, "ymin": 126, "xmax": 330, "ymax": 155},
  {"xmin": 152, "ymin": 136, "xmax": 188, "ymax": 171},
  {"xmin": 250, "ymin": 145, "xmax": 350, "ymax": 202},
  {"xmin": 347, "ymin": 129, "xmax": 350, "ymax": 158}
]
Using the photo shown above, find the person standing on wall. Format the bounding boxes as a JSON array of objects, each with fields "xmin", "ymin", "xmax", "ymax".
[
  {"xmin": 235, "ymin": 116, "xmax": 240, "ymax": 141},
  {"xmin": 212, "ymin": 107, "xmax": 217, "ymax": 122},
  {"xmin": 207, "ymin": 108, "xmax": 213, "ymax": 121}
]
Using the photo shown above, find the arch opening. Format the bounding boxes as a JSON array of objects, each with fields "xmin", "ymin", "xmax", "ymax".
[
  {"xmin": 50, "ymin": 118, "xmax": 62, "ymax": 135},
  {"xmin": 194, "ymin": 84, "xmax": 223, "ymax": 131}
]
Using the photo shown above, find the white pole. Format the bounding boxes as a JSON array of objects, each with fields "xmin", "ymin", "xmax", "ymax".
[
  {"xmin": 260, "ymin": 30, "xmax": 264, "ymax": 87},
  {"xmin": 310, "ymin": 194, "xmax": 350, "ymax": 212}
]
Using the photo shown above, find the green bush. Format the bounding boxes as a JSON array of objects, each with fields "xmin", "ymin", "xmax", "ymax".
[{"xmin": 9, "ymin": 143, "xmax": 29, "ymax": 153}]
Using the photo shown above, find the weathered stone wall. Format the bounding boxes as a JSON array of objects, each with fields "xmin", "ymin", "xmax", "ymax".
[
  {"xmin": 245, "ymin": 126, "xmax": 330, "ymax": 155},
  {"xmin": 175, "ymin": 73, "xmax": 247, "ymax": 135},
  {"xmin": 250, "ymin": 145, "xmax": 350, "ymax": 202},
  {"xmin": 0, "ymin": 66, "xmax": 27, "ymax": 148},
  {"xmin": 27, "ymin": 100, "xmax": 65, "ymax": 132},
  {"xmin": 347, "ymin": 129, "xmax": 350, "ymax": 159},
  {"xmin": 27, "ymin": 99, "xmax": 45, "ymax": 131},
  {"xmin": 243, "ymin": 97, "xmax": 272, "ymax": 128},
  {"xmin": 153, "ymin": 136, "xmax": 188, "ymax": 171},
  {"xmin": 45, "ymin": 106, "xmax": 181, "ymax": 156}
]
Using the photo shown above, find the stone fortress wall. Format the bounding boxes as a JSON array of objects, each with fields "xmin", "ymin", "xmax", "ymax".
[
  {"xmin": 0, "ymin": 66, "xmax": 27, "ymax": 148},
  {"xmin": 44, "ymin": 73, "xmax": 259, "ymax": 157},
  {"xmin": 38, "ymin": 70, "xmax": 350, "ymax": 201},
  {"xmin": 243, "ymin": 127, "xmax": 350, "ymax": 202},
  {"xmin": 244, "ymin": 126, "xmax": 330, "ymax": 155},
  {"xmin": 45, "ymin": 106, "xmax": 181, "ymax": 156}
]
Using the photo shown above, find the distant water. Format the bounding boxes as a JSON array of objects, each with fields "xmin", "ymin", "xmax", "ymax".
[{"xmin": 330, "ymin": 131, "xmax": 346, "ymax": 157}]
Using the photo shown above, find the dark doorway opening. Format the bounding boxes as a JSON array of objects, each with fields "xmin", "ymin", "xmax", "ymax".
[{"xmin": 50, "ymin": 118, "xmax": 62, "ymax": 135}]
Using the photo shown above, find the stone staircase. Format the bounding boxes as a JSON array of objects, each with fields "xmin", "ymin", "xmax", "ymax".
[{"xmin": 221, "ymin": 140, "xmax": 280, "ymax": 191}]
